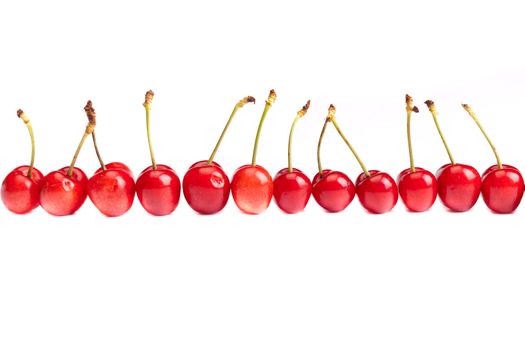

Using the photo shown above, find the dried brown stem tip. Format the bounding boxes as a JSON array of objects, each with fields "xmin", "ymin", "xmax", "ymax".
[
  {"xmin": 405, "ymin": 94, "xmax": 419, "ymax": 113},
  {"xmin": 238, "ymin": 96, "xmax": 256, "ymax": 107},
  {"xmin": 462, "ymin": 104, "xmax": 470, "ymax": 111},
  {"xmin": 84, "ymin": 100, "xmax": 97, "ymax": 125},
  {"xmin": 424, "ymin": 100, "xmax": 436, "ymax": 112},
  {"xmin": 267, "ymin": 89, "xmax": 277, "ymax": 105},
  {"xmin": 298, "ymin": 100, "xmax": 311, "ymax": 118},
  {"xmin": 17, "ymin": 109, "xmax": 30, "ymax": 124},
  {"xmin": 327, "ymin": 104, "xmax": 336, "ymax": 121},
  {"xmin": 144, "ymin": 90, "xmax": 154, "ymax": 107}
]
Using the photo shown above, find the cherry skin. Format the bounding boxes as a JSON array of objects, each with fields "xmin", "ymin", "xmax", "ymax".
[
  {"xmin": 356, "ymin": 170, "xmax": 398, "ymax": 214},
  {"xmin": 182, "ymin": 161, "xmax": 230, "ymax": 214},
  {"xmin": 137, "ymin": 164, "xmax": 181, "ymax": 216},
  {"xmin": 435, "ymin": 163, "xmax": 481, "ymax": 212},
  {"xmin": 1, "ymin": 166, "xmax": 44, "ymax": 214},
  {"xmin": 231, "ymin": 165, "xmax": 273, "ymax": 214},
  {"xmin": 40, "ymin": 167, "xmax": 88, "ymax": 216},
  {"xmin": 87, "ymin": 161, "xmax": 135, "ymax": 217},
  {"xmin": 397, "ymin": 167, "xmax": 438, "ymax": 212},
  {"xmin": 312, "ymin": 169, "xmax": 355, "ymax": 212},
  {"xmin": 273, "ymin": 168, "xmax": 312, "ymax": 214},
  {"xmin": 480, "ymin": 164, "xmax": 524, "ymax": 213}
]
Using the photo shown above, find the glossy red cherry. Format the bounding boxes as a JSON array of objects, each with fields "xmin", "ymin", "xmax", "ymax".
[
  {"xmin": 40, "ymin": 167, "xmax": 88, "ymax": 216},
  {"xmin": 231, "ymin": 165, "xmax": 273, "ymax": 214},
  {"xmin": 231, "ymin": 90, "xmax": 276, "ymax": 214},
  {"xmin": 397, "ymin": 95, "xmax": 437, "ymax": 212},
  {"xmin": 356, "ymin": 170, "xmax": 398, "ymax": 214},
  {"xmin": 436, "ymin": 163, "xmax": 481, "ymax": 212},
  {"xmin": 273, "ymin": 101, "xmax": 312, "ymax": 214},
  {"xmin": 2, "ymin": 166, "xmax": 44, "ymax": 214},
  {"xmin": 480, "ymin": 164, "xmax": 524, "ymax": 213},
  {"xmin": 425, "ymin": 100, "xmax": 481, "ymax": 212},
  {"xmin": 136, "ymin": 91, "xmax": 181, "ymax": 216},
  {"xmin": 88, "ymin": 162, "xmax": 135, "ymax": 217},
  {"xmin": 183, "ymin": 96, "xmax": 255, "ymax": 214},
  {"xmin": 312, "ymin": 170, "xmax": 354, "ymax": 212},
  {"xmin": 463, "ymin": 103, "xmax": 522, "ymax": 213},
  {"xmin": 398, "ymin": 167, "xmax": 437, "ymax": 212},
  {"xmin": 1, "ymin": 110, "xmax": 44, "ymax": 214},
  {"xmin": 183, "ymin": 161, "xmax": 230, "ymax": 214}
]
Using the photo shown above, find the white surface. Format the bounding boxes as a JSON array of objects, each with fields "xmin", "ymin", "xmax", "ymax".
[{"xmin": 1, "ymin": 1, "xmax": 525, "ymax": 349}]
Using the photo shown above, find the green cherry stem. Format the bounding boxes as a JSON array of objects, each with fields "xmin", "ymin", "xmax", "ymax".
[
  {"xmin": 17, "ymin": 109, "xmax": 36, "ymax": 178},
  {"xmin": 405, "ymin": 94, "xmax": 419, "ymax": 173},
  {"xmin": 462, "ymin": 103, "xmax": 502, "ymax": 169},
  {"xmin": 208, "ymin": 95, "xmax": 256, "ymax": 165},
  {"xmin": 288, "ymin": 100, "xmax": 310, "ymax": 172},
  {"xmin": 67, "ymin": 101, "xmax": 97, "ymax": 177},
  {"xmin": 251, "ymin": 89, "xmax": 276, "ymax": 166},
  {"xmin": 316, "ymin": 113, "xmax": 331, "ymax": 178},
  {"xmin": 425, "ymin": 100, "xmax": 455, "ymax": 164},
  {"xmin": 143, "ymin": 90, "xmax": 157, "ymax": 170},
  {"xmin": 329, "ymin": 105, "xmax": 370, "ymax": 178}
]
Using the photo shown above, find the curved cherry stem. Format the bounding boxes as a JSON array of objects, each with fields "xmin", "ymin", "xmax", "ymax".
[
  {"xmin": 425, "ymin": 100, "xmax": 455, "ymax": 165},
  {"xmin": 91, "ymin": 131, "xmax": 106, "ymax": 171},
  {"xmin": 405, "ymin": 94, "xmax": 419, "ymax": 173},
  {"xmin": 329, "ymin": 105, "xmax": 370, "ymax": 177},
  {"xmin": 462, "ymin": 103, "xmax": 502, "ymax": 169},
  {"xmin": 251, "ymin": 89, "xmax": 276, "ymax": 166},
  {"xmin": 208, "ymin": 95, "xmax": 255, "ymax": 165},
  {"xmin": 288, "ymin": 100, "xmax": 310, "ymax": 172},
  {"xmin": 143, "ymin": 90, "xmax": 157, "ymax": 170},
  {"xmin": 317, "ymin": 117, "xmax": 330, "ymax": 178},
  {"xmin": 17, "ymin": 110, "xmax": 35, "ymax": 178},
  {"xmin": 67, "ymin": 101, "xmax": 97, "ymax": 177}
]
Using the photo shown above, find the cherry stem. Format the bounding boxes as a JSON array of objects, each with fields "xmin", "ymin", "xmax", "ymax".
[
  {"xmin": 67, "ymin": 101, "xmax": 97, "ymax": 177},
  {"xmin": 329, "ymin": 105, "xmax": 370, "ymax": 178},
  {"xmin": 317, "ymin": 117, "xmax": 330, "ymax": 178},
  {"xmin": 144, "ymin": 90, "xmax": 157, "ymax": 170},
  {"xmin": 17, "ymin": 110, "xmax": 35, "ymax": 178},
  {"xmin": 288, "ymin": 100, "xmax": 310, "ymax": 172},
  {"xmin": 251, "ymin": 89, "xmax": 276, "ymax": 166},
  {"xmin": 91, "ymin": 131, "xmax": 106, "ymax": 171},
  {"xmin": 208, "ymin": 95, "xmax": 255, "ymax": 165},
  {"xmin": 425, "ymin": 100, "xmax": 455, "ymax": 164},
  {"xmin": 463, "ymin": 103, "xmax": 502, "ymax": 169},
  {"xmin": 405, "ymin": 95, "xmax": 419, "ymax": 173}
]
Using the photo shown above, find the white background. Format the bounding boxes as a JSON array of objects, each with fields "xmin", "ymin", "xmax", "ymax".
[{"xmin": 1, "ymin": 1, "xmax": 525, "ymax": 349}]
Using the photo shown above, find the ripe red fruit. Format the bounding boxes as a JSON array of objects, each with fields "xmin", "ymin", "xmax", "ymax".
[
  {"xmin": 40, "ymin": 167, "xmax": 88, "ymax": 216},
  {"xmin": 273, "ymin": 101, "xmax": 312, "ymax": 214},
  {"xmin": 81, "ymin": 102, "xmax": 135, "ymax": 217},
  {"xmin": 136, "ymin": 90, "xmax": 180, "ymax": 215},
  {"xmin": 312, "ymin": 170, "xmax": 355, "ymax": 212},
  {"xmin": 463, "ymin": 104, "xmax": 524, "ymax": 213},
  {"xmin": 425, "ymin": 100, "xmax": 481, "ymax": 212},
  {"xmin": 231, "ymin": 90, "xmax": 276, "ymax": 214},
  {"xmin": 397, "ymin": 95, "xmax": 437, "ymax": 212},
  {"xmin": 183, "ymin": 96, "xmax": 255, "ymax": 214},
  {"xmin": 356, "ymin": 170, "xmax": 398, "ymax": 214},
  {"xmin": 1, "ymin": 110, "xmax": 44, "ymax": 214}
]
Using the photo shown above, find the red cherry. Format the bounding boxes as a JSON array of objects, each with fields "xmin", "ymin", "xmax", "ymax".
[
  {"xmin": 136, "ymin": 90, "xmax": 181, "ymax": 216},
  {"xmin": 183, "ymin": 161, "xmax": 230, "ymax": 214},
  {"xmin": 273, "ymin": 168, "xmax": 312, "ymax": 214},
  {"xmin": 40, "ymin": 167, "xmax": 88, "ymax": 216},
  {"xmin": 182, "ymin": 95, "xmax": 255, "ymax": 214},
  {"xmin": 436, "ymin": 163, "xmax": 481, "ymax": 212},
  {"xmin": 481, "ymin": 164, "xmax": 524, "ymax": 213},
  {"xmin": 231, "ymin": 90, "xmax": 276, "ymax": 215},
  {"xmin": 1, "ymin": 166, "xmax": 44, "ymax": 214},
  {"xmin": 231, "ymin": 164, "xmax": 273, "ymax": 214},
  {"xmin": 397, "ymin": 167, "xmax": 437, "ymax": 212},
  {"xmin": 397, "ymin": 95, "xmax": 437, "ymax": 212},
  {"xmin": 356, "ymin": 170, "xmax": 398, "ymax": 214},
  {"xmin": 88, "ymin": 162, "xmax": 136, "ymax": 217},
  {"xmin": 312, "ymin": 169, "xmax": 355, "ymax": 212},
  {"xmin": 272, "ymin": 101, "xmax": 312, "ymax": 214},
  {"xmin": 137, "ymin": 164, "xmax": 181, "ymax": 216}
]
